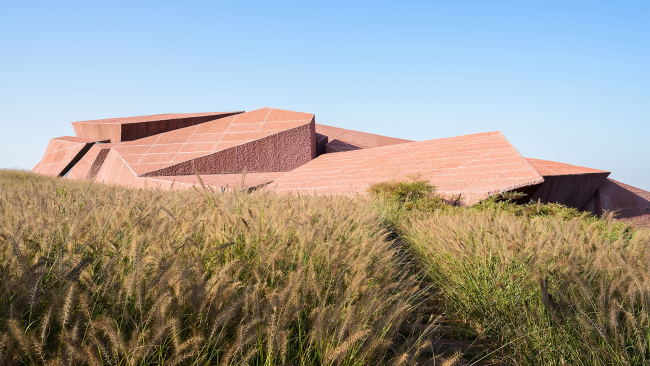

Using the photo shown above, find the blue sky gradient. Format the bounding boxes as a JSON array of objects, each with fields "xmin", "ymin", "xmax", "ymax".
[{"xmin": 1, "ymin": 1, "xmax": 648, "ymax": 188}]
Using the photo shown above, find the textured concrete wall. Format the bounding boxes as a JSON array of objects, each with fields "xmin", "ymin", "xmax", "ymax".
[
  {"xmin": 325, "ymin": 139, "xmax": 364, "ymax": 153},
  {"xmin": 32, "ymin": 136, "xmax": 99, "ymax": 177},
  {"xmin": 94, "ymin": 148, "xmax": 284, "ymax": 191},
  {"xmin": 529, "ymin": 174, "xmax": 610, "ymax": 208},
  {"xmin": 526, "ymin": 158, "xmax": 610, "ymax": 209},
  {"xmin": 72, "ymin": 112, "xmax": 243, "ymax": 143},
  {"xmin": 315, "ymin": 124, "xmax": 412, "ymax": 152},
  {"xmin": 84, "ymin": 108, "xmax": 316, "ymax": 184},
  {"xmin": 270, "ymin": 131, "xmax": 544, "ymax": 205},
  {"xmin": 140, "ymin": 122, "xmax": 316, "ymax": 176},
  {"xmin": 66, "ymin": 143, "xmax": 114, "ymax": 180},
  {"xmin": 583, "ymin": 179, "xmax": 650, "ymax": 226}
]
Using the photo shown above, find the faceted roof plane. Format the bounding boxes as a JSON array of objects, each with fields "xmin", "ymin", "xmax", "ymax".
[
  {"xmin": 73, "ymin": 112, "xmax": 237, "ymax": 125},
  {"xmin": 270, "ymin": 131, "xmax": 544, "ymax": 204},
  {"xmin": 526, "ymin": 158, "xmax": 609, "ymax": 176},
  {"xmin": 96, "ymin": 108, "xmax": 315, "ymax": 181},
  {"xmin": 584, "ymin": 179, "xmax": 650, "ymax": 226},
  {"xmin": 525, "ymin": 158, "xmax": 610, "ymax": 209},
  {"xmin": 315, "ymin": 124, "xmax": 413, "ymax": 149},
  {"xmin": 143, "ymin": 172, "xmax": 287, "ymax": 191},
  {"xmin": 32, "ymin": 136, "xmax": 100, "ymax": 177},
  {"xmin": 72, "ymin": 111, "xmax": 243, "ymax": 143},
  {"xmin": 33, "ymin": 106, "xmax": 648, "ymax": 224},
  {"xmin": 66, "ymin": 143, "xmax": 115, "ymax": 180}
]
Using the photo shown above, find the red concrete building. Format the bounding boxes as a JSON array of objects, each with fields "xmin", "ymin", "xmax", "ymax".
[{"xmin": 33, "ymin": 107, "xmax": 650, "ymax": 223}]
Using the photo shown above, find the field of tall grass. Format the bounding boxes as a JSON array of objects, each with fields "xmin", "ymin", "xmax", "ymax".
[
  {"xmin": 0, "ymin": 170, "xmax": 440, "ymax": 365},
  {"xmin": 1, "ymin": 170, "xmax": 648, "ymax": 365},
  {"xmin": 372, "ymin": 179, "xmax": 650, "ymax": 365}
]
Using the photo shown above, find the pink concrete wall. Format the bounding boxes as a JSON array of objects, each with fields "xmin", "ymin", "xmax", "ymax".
[
  {"xmin": 315, "ymin": 124, "xmax": 412, "ymax": 154},
  {"xmin": 525, "ymin": 158, "xmax": 610, "ymax": 209},
  {"xmin": 32, "ymin": 136, "xmax": 97, "ymax": 177},
  {"xmin": 94, "ymin": 147, "xmax": 284, "ymax": 191},
  {"xmin": 72, "ymin": 123, "xmax": 121, "ymax": 144},
  {"xmin": 325, "ymin": 139, "xmax": 364, "ymax": 153},
  {"xmin": 90, "ymin": 108, "xmax": 317, "ymax": 177},
  {"xmin": 270, "ymin": 131, "xmax": 543, "ymax": 205},
  {"xmin": 95, "ymin": 149, "xmax": 138, "ymax": 187},
  {"xmin": 66, "ymin": 143, "xmax": 114, "ymax": 180},
  {"xmin": 583, "ymin": 179, "xmax": 650, "ymax": 226},
  {"xmin": 140, "ymin": 121, "xmax": 316, "ymax": 176},
  {"xmin": 72, "ymin": 112, "xmax": 243, "ymax": 143}
]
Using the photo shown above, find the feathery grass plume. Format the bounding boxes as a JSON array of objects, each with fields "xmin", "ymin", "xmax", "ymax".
[
  {"xmin": 402, "ymin": 204, "xmax": 650, "ymax": 365},
  {"xmin": 440, "ymin": 351, "xmax": 462, "ymax": 366},
  {"xmin": 0, "ymin": 169, "xmax": 428, "ymax": 365},
  {"xmin": 391, "ymin": 352, "xmax": 410, "ymax": 366},
  {"xmin": 0, "ymin": 333, "xmax": 8, "ymax": 363}
]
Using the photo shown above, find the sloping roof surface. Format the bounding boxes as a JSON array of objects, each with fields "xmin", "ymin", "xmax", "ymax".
[
  {"xmin": 526, "ymin": 158, "xmax": 610, "ymax": 208},
  {"xmin": 271, "ymin": 131, "xmax": 543, "ymax": 204},
  {"xmin": 72, "ymin": 111, "xmax": 243, "ymax": 142},
  {"xmin": 315, "ymin": 124, "xmax": 413, "ymax": 148},
  {"xmin": 95, "ymin": 108, "xmax": 315, "ymax": 181},
  {"xmin": 32, "ymin": 136, "xmax": 98, "ymax": 177},
  {"xmin": 527, "ymin": 158, "xmax": 608, "ymax": 176}
]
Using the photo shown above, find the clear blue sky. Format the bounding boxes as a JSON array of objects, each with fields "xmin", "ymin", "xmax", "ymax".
[{"xmin": 1, "ymin": 1, "xmax": 648, "ymax": 189}]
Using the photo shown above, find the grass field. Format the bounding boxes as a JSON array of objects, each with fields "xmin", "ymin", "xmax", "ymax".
[{"xmin": 0, "ymin": 170, "xmax": 648, "ymax": 365}]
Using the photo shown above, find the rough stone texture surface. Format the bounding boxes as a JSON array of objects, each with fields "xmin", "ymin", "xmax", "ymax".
[
  {"xmin": 315, "ymin": 133, "xmax": 329, "ymax": 155},
  {"xmin": 94, "ymin": 149, "xmax": 283, "ymax": 191},
  {"xmin": 139, "ymin": 172, "xmax": 286, "ymax": 191},
  {"xmin": 91, "ymin": 108, "xmax": 315, "ymax": 180},
  {"xmin": 32, "ymin": 136, "xmax": 100, "ymax": 177},
  {"xmin": 325, "ymin": 139, "xmax": 365, "ymax": 153},
  {"xmin": 270, "ymin": 131, "xmax": 544, "ymax": 205},
  {"xmin": 72, "ymin": 112, "xmax": 243, "ymax": 142},
  {"xmin": 315, "ymin": 124, "xmax": 413, "ymax": 150},
  {"xmin": 583, "ymin": 179, "xmax": 650, "ymax": 225},
  {"xmin": 94, "ymin": 149, "xmax": 137, "ymax": 187},
  {"xmin": 33, "ymin": 107, "xmax": 650, "ymax": 224},
  {"xmin": 66, "ymin": 143, "xmax": 114, "ymax": 180},
  {"xmin": 526, "ymin": 158, "xmax": 610, "ymax": 209}
]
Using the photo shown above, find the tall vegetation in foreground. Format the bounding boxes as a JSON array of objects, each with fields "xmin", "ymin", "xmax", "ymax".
[
  {"xmin": 4, "ymin": 170, "xmax": 649, "ymax": 365},
  {"xmin": 0, "ymin": 170, "xmax": 422, "ymax": 365},
  {"xmin": 370, "ymin": 178, "xmax": 650, "ymax": 365}
]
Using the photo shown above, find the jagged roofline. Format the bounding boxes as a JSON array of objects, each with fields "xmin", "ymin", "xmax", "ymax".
[{"xmin": 31, "ymin": 108, "xmax": 648, "ymax": 223}]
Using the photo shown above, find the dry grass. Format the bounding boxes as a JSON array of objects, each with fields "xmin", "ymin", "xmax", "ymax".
[
  {"xmin": 6, "ymin": 170, "xmax": 644, "ymax": 365},
  {"xmin": 0, "ymin": 170, "xmax": 424, "ymax": 365},
  {"xmin": 402, "ymin": 207, "xmax": 650, "ymax": 365}
]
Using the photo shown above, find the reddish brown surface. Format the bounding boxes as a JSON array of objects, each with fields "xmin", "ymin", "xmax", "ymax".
[
  {"xmin": 526, "ymin": 158, "xmax": 608, "ymax": 176},
  {"xmin": 583, "ymin": 179, "xmax": 650, "ymax": 225},
  {"xmin": 315, "ymin": 133, "xmax": 329, "ymax": 155},
  {"xmin": 66, "ymin": 143, "xmax": 114, "ymax": 180},
  {"xmin": 270, "ymin": 131, "xmax": 544, "ymax": 205},
  {"xmin": 94, "ymin": 149, "xmax": 284, "ymax": 191},
  {"xmin": 315, "ymin": 124, "xmax": 413, "ymax": 150},
  {"xmin": 92, "ymin": 108, "xmax": 315, "ymax": 184},
  {"xmin": 325, "ymin": 139, "xmax": 365, "ymax": 153},
  {"xmin": 526, "ymin": 158, "xmax": 610, "ymax": 209},
  {"xmin": 141, "ymin": 172, "xmax": 286, "ymax": 191},
  {"xmin": 32, "ymin": 136, "xmax": 100, "ymax": 177},
  {"xmin": 72, "ymin": 112, "xmax": 243, "ymax": 142},
  {"xmin": 35, "ymin": 108, "xmax": 650, "ymax": 226}
]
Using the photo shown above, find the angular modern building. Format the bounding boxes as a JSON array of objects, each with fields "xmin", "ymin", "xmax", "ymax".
[{"xmin": 33, "ymin": 107, "xmax": 650, "ymax": 224}]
